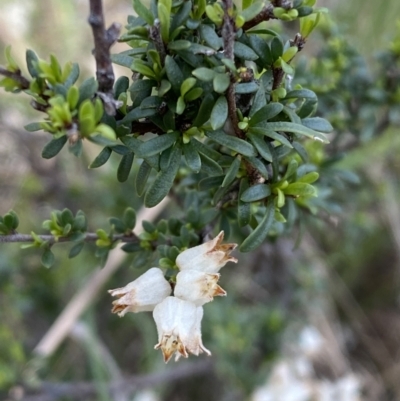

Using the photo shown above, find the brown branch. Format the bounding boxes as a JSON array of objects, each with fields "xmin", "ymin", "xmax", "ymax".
[
  {"xmin": 242, "ymin": 4, "xmax": 275, "ymax": 31},
  {"xmin": 88, "ymin": 0, "xmax": 121, "ymax": 115},
  {"xmin": 0, "ymin": 66, "xmax": 30, "ymax": 89},
  {"xmin": 14, "ymin": 360, "xmax": 213, "ymax": 401},
  {"xmin": 0, "ymin": 232, "xmax": 139, "ymax": 245}
]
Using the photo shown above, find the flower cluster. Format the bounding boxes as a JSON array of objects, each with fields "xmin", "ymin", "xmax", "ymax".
[{"xmin": 109, "ymin": 231, "xmax": 237, "ymax": 363}]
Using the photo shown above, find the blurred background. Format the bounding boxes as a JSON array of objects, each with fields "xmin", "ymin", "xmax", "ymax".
[{"xmin": 1, "ymin": 0, "xmax": 400, "ymax": 400}]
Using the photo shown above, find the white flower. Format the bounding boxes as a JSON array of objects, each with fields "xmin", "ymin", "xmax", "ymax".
[
  {"xmin": 176, "ymin": 231, "xmax": 237, "ymax": 273},
  {"xmin": 153, "ymin": 296, "xmax": 211, "ymax": 363},
  {"xmin": 108, "ymin": 267, "xmax": 171, "ymax": 316},
  {"xmin": 174, "ymin": 270, "xmax": 226, "ymax": 306}
]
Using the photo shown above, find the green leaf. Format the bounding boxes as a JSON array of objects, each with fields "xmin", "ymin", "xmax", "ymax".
[
  {"xmin": 198, "ymin": 175, "xmax": 224, "ymax": 191},
  {"xmin": 144, "ymin": 146, "xmax": 181, "ymax": 207},
  {"xmin": 222, "ymin": 156, "xmax": 240, "ymax": 187},
  {"xmin": 213, "ymin": 73, "xmax": 230, "ymax": 93},
  {"xmin": 249, "ymin": 103, "xmax": 284, "ymax": 126},
  {"xmin": 136, "ymin": 161, "xmax": 153, "ymax": 196},
  {"xmin": 247, "ymin": 132, "xmax": 273, "ymax": 162},
  {"xmin": 242, "ymin": 1, "xmax": 264, "ymax": 21},
  {"xmin": 168, "ymin": 40, "xmax": 192, "ymax": 51},
  {"xmin": 78, "ymin": 77, "xmax": 98, "ymax": 105},
  {"xmin": 298, "ymin": 171, "xmax": 319, "ymax": 184},
  {"xmin": 159, "ymin": 79, "xmax": 172, "ymax": 96},
  {"xmin": 185, "ymin": 87, "xmax": 203, "ymax": 102},
  {"xmin": 264, "ymin": 121, "xmax": 329, "ymax": 143},
  {"xmin": 171, "ymin": 0, "xmax": 192, "ymax": 31},
  {"xmin": 283, "ymin": 182, "xmax": 317, "ymax": 196},
  {"xmin": 241, "ymin": 183, "xmax": 271, "ymax": 202},
  {"xmin": 41, "ymin": 248, "xmax": 55, "ymax": 268},
  {"xmin": 285, "ymin": 89, "xmax": 317, "ymax": 101},
  {"xmin": 158, "ymin": 3, "xmax": 171, "ymax": 42},
  {"xmin": 250, "ymin": 127, "xmax": 293, "ymax": 148},
  {"xmin": 238, "ymin": 178, "xmax": 251, "ymax": 227},
  {"xmin": 111, "ymin": 53, "xmax": 134, "ymax": 68},
  {"xmin": 133, "ymin": 0, "xmax": 155, "ymax": 25},
  {"xmin": 119, "ymin": 107, "xmax": 156, "ymax": 124},
  {"xmin": 243, "ymin": 156, "xmax": 269, "ymax": 179},
  {"xmin": 117, "ymin": 152, "xmax": 134, "ymax": 182},
  {"xmin": 193, "ymin": 94, "xmax": 215, "ymax": 127},
  {"xmin": 302, "ymin": 117, "xmax": 333, "ymax": 133},
  {"xmin": 210, "ymin": 96, "xmax": 228, "ymax": 130},
  {"xmin": 180, "ymin": 77, "xmax": 196, "ymax": 96},
  {"xmin": 192, "ymin": 67, "xmax": 216, "ymax": 82},
  {"xmin": 131, "ymin": 60, "xmax": 156, "ymax": 78},
  {"xmin": 249, "ymin": 35, "xmax": 273, "ymax": 66},
  {"xmin": 69, "ymin": 242, "xmax": 84, "ymax": 259},
  {"xmin": 165, "ymin": 55, "xmax": 184, "ymax": 93},
  {"xmin": 234, "ymin": 42, "xmax": 259, "ymax": 60},
  {"xmin": 270, "ymin": 36, "xmax": 284, "ymax": 61},
  {"xmin": 123, "ymin": 207, "xmax": 137, "ymax": 230},
  {"xmin": 199, "ymin": 153, "xmax": 223, "ymax": 175},
  {"xmin": 26, "ymin": 49, "xmax": 39, "ymax": 78},
  {"xmin": 235, "ymin": 82, "xmax": 259, "ymax": 94},
  {"xmin": 249, "ymin": 86, "xmax": 267, "ymax": 117},
  {"xmin": 240, "ymin": 202, "xmax": 275, "ymax": 252},
  {"xmin": 130, "ymin": 79, "xmax": 156, "ymax": 107},
  {"xmin": 183, "ymin": 141, "xmax": 201, "ymax": 172},
  {"xmin": 292, "ymin": 141, "xmax": 308, "ymax": 162},
  {"xmin": 199, "ymin": 24, "xmax": 222, "ymax": 50},
  {"xmin": 24, "ymin": 122, "xmax": 43, "ymax": 132},
  {"xmin": 42, "ymin": 135, "xmax": 68, "ymax": 159},
  {"xmin": 207, "ymin": 130, "xmax": 256, "ymax": 157},
  {"xmin": 137, "ymin": 131, "xmax": 179, "ymax": 158}
]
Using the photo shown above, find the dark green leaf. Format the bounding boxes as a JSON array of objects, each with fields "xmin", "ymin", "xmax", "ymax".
[
  {"xmin": 165, "ymin": 55, "xmax": 184, "ymax": 93},
  {"xmin": 136, "ymin": 131, "xmax": 179, "ymax": 158},
  {"xmin": 249, "ymin": 103, "xmax": 284, "ymax": 126},
  {"xmin": 199, "ymin": 24, "xmax": 222, "ymax": 50},
  {"xmin": 240, "ymin": 202, "xmax": 275, "ymax": 252},
  {"xmin": 234, "ymin": 42, "xmax": 259, "ymax": 60},
  {"xmin": 243, "ymin": 156, "xmax": 269, "ymax": 179},
  {"xmin": 64, "ymin": 63, "xmax": 80, "ymax": 88},
  {"xmin": 222, "ymin": 156, "xmax": 240, "ymax": 187},
  {"xmin": 133, "ymin": 0, "xmax": 155, "ymax": 25},
  {"xmin": 249, "ymin": 35, "xmax": 273, "ymax": 66},
  {"xmin": 285, "ymin": 89, "xmax": 317, "ymax": 101},
  {"xmin": 136, "ymin": 161, "xmax": 153, "ymax": 196},
  {"xmin": 264, "ymin": 121, "xmax": 329, "ymax": 143},
  {"xmin": 247, "ymin": 132, "xmax": 273, "ymax": 162},
  {"xmin": 193, "ymin": 94, "xmax": 215, "ymax": 127},
  {"xmin": 199, "ymin": 153, "xmax": 223, "ymax": 175},
  {"xmin": 292, "ymin": 141, "xmax": 309, "ymax": 162},
  {"xmin": 241, "ymin": 183, "xmax": 271, "ymax": 202},
  {"xmin": 270, "ymin": 37, "xmax": 283, "ymax": 61},
  {"xmin": 42, "ymin": 135, "xmax": 68, "ymax": 159},
  {"xmin": 117, "ymin": 152, "xmax": 134, "ymax": 182},
  {"xmin": 249, "ymin": 86, "xmax": 266, "ymax": 117},
  {"xmin": 250, "ymin": 127, "xmax": 293, "ymax": 148},
  {"xmin": 111, "ymin": 53, "xmax": 134, "ymax": 68},
  {"xmin": 183, "ymin": 141, "xmax": 201, "ymax": 172},
  {"xmin": 129, "ymin": 79, "xmax": 156, "ymax": 107},
  {"xmin": 144, "ymin": 146, "xmax": 182, "ymax": 207},
  {"xmin": 191, "ymin": 138, "xmax": 221, "ymax": 160},
  {"xmin": 207, "ymin": 130, "xmax": 256, "ymax": 157},
  {"xmin": 213, "ymin": 73, "xmax": 230, "ymax": 93},
  {"xmin": 238, "ymin": 178, "xmax": 251, "ymax": 227},
  {"xmin": 114, "ymin": 76, "xmax": 130, "ymax": 98},
  {"xmin": 89, "ymin": 147, "xmax": 112, "ymax": 168},
  {"xmin": 170, "ymin": 0, "xmax": 192, "ymax": 32},
  {"xmin": 24, "ymin": 122, "xmax": 43, "ymax": 132},
  {"xmin": 210, "ymin": 96, "xmax": 228, "ymax": 130},
  {"xmin": 198, "ymin": 175, "xmax": 224, "ymax": 191},
  {"xmin": 78, "ymin": 77, "xmax": 98, "ymax": 105},
  {"xmin": 69, "ymin": 242, "xmax": 85, "ymax": 259},
  {"xmin": 123, "ymin": 207, "xmax": 137, "ymax": 230},
  {"xmin": 302, "ymin": 117, "xmax": 333, "ymax": 133},
  {"xmin": 41, "ymin": 248, "xmax": 55, "ymax": 268},
  {"xmin": 26, "ymin": 49, "xmax": 39, "ymax": 78},
  {"xmin": 235, "ymin": 82, "xmax": 259, "ymax": 94},
  {"xmin": 119, "ymin": 107, "xmax": 157, "ymax": 124}
]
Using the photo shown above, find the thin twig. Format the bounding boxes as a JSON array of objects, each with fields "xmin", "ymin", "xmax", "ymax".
[
  {"xmin": 242, "ymin": 4, "xmax": 275, "ymax": 31},
  {"xmin": 0, "ymin": 232, "xmax": 138, "ymax": 245},
  {"xmin": 88, "ymin": 0, "xmax": 121, "ymax": 115},
  {"xmin": 15, "ymin": 359, "xmax": 212, "ymax": 401},
  {"xmin": 0, "ymin": 66, "xmax": 30, "ymax": 89},
  {"xmin": 33, "ymin": 198, "xmax": 170, "ymax": 358}
]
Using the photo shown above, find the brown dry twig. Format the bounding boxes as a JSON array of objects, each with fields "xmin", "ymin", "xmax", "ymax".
[{"xmin": 88, "ymin": 0, "xmax": 121, "ymax": 115}]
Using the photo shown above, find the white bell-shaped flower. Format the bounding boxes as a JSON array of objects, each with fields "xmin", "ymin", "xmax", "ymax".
[
  {"xmin": 174, "ymin": 270, "xmax": 226, "ymax": 306},
  {"xmin": 109, "ymin": 267, "xmax": 171, "ymax": 316},
  {"xmin": 176, "ymin": 231, "xmax": 237, "ymax": 273},
  {"xmin": 153, "ymin": 296, "xmax": 211, "ymax": 363}
]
